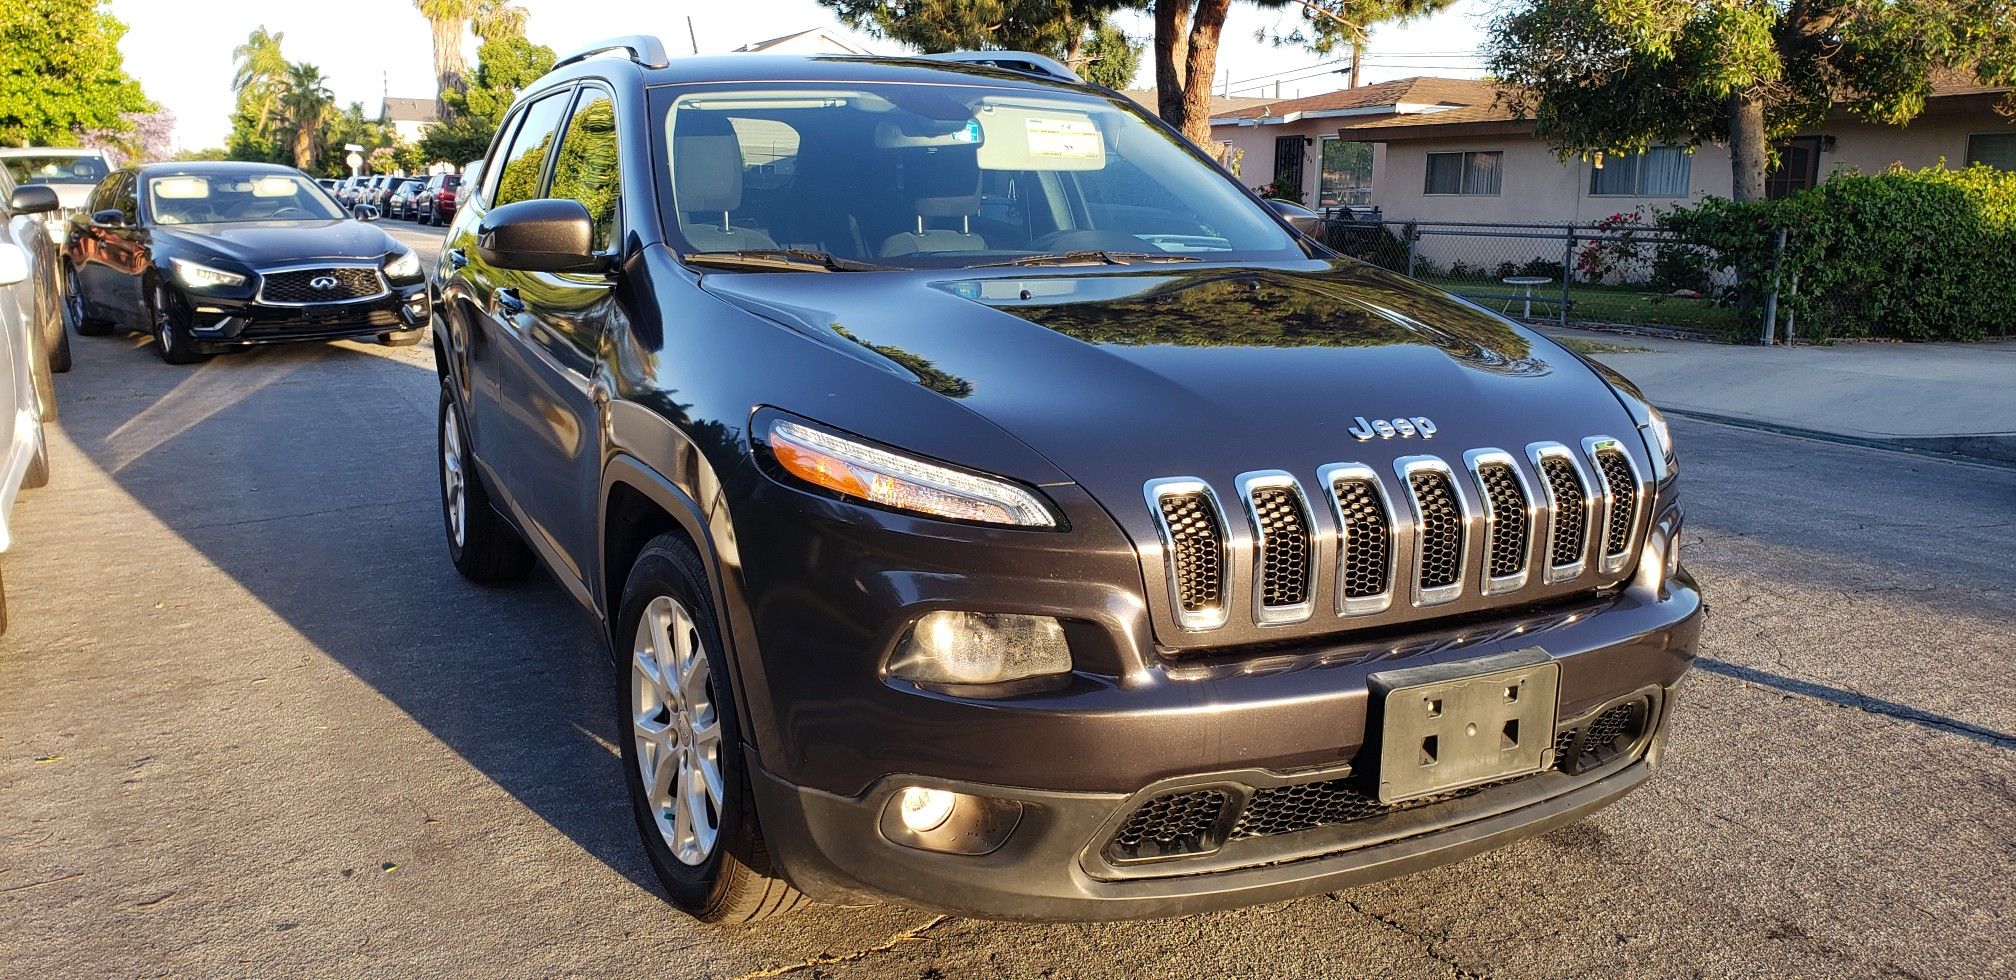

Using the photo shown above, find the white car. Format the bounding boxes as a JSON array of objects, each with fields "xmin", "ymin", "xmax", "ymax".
[
  {"xmin": 0, "ymin": 166, "xmax": 68, "ymax": 410},
  {"xmin": 0, "ymin": 147, "xmax": 113, "ymax": 249},
  {"xmin": 0, "ymin": 240, "xmax": 50, "ymax": 633}
]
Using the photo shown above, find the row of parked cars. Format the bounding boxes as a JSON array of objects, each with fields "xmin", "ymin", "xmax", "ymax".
[{"xmin": 320, "ymin": 170, "xmax": 470, "ymax": 225}]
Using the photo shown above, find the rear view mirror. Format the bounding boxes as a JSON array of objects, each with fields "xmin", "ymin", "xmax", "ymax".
[
  {"xmin": 477, "ymin": 198, "xmax": 602, "ymax": 273},
  {"xmin": 8, "ymin": 185, "xmax": 59, "ymax": 216},
  {"xmin": 91, "ymin": 209, "xmax": 126, "ymax": 228},
  {"xmin": 353, "ymin": 204, "xmax": 379, "ymax": 221}
]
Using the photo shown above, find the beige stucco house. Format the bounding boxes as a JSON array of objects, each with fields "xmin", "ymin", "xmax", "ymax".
[{"xmin": 1208, "ymin": 73, "xmax": 2016, "ymax": 222}]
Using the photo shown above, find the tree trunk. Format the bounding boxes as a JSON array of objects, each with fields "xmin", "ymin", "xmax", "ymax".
[
  {"xmin": 1179, "ymin": 0, "xmax": 1231, "ymax": 148},
  {"xmin": 429, "ymin": 17, "xmax": 469, "ymax": 109},
  {"xmin": 1154, "ymin": 0, "xmax": 1192, "ymax": 125},
  {"xmin": 1727, "ymin": 89, "xmax": 1769, "ymax": 202}
]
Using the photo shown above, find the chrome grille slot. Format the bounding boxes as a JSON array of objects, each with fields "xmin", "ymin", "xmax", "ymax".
[
  {"xmin": 1530, "ymin": 444, "xmax": 1590, "ymax": 583},
  {"xmin": 1238, "ymin": 472, "xmax": 1315, "ymax": 623},
  {"xmin": 1398, "ymin": 457, "xmax": 1466, "ymax": 606},
  {"xmin": 1586, "ymin": 437, "xmax": 1642, "ymax": 575},
  {"xmin": 1319, "ymin": 463, "xmax": 1395, "ymax": 616},
  {"xmin": 1146, "ymin": 480, "xmax": 1230, "ymax": 630},
  {"xmin": 1466, "ymin": 449, "xmax": 1532, "ymax": 594}
]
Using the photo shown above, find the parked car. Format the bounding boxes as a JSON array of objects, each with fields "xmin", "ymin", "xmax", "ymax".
[
  {"xmin": 0, "ymin": 241, "xmax": 51, "ymax": 634},
  {"xmin": 455, "ymin": 160, "xmax": 483, "ymax": 212},
  {"xmin": 333, "ymin": 175, "xmax": 363, "ymax": 206},
  {"xmin": 366, "ymin": 175, "xmax": 404, "ymax": 215},
  {"xmin": 415, "ymin": 173, "xmax": 461, "ymax": 225},
  {"xmin": 64, "ymin": 162, "xmax": 429, "ymax": 364},
  {"xmin": 1, "ymin": 165, "xmax": 70, "ymax": 410},
  {"xmin": 0, "ymin": 147, "xmax": 114, "ymax": 248},
  {"xmin": 316, "ymin": 177, "xmax": 340, "ymax": 194},
  {"xmin": 388, "ymin": 178, "xmax": 425, "ymax": 220},
  {"xmin": 434, "ymin": 40, "xmax": 1696, "ymax": 925}
]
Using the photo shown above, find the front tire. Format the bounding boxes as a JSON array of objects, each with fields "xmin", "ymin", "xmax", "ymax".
[
  {"xmin": 149, "ymin": 281, "xmax": 207, "ymax": 365},
  {"xmin": 437, "ymin": 383, "xmax": 533, "ymax": 581},
  {"xmin": 618, "ymin": 535, "xmax": 806, "ymax": 924}
]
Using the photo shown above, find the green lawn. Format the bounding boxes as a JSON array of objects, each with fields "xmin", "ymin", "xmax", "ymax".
[{"xmin": 1415, "ymin": 275, "xmax": 1742, "ymax": 334}]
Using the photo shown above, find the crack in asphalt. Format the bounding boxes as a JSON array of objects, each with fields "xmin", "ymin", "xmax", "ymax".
[
  {"xmin": 1333, "ymin": 895, "xmax": 1490, "ymax": 978},
  {"xmin": 732, "ymin": 914, "xmax": 953, "ymax": 978}
]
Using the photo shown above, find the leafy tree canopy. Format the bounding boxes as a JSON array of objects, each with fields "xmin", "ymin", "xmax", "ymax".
[
  {"xmin": 1487, "ymin": 0, "xmax": 2016, "ymax": 201},
  {"xmin": 818, "ymin": 0, "xmax": 1145, "ymax": 86},
  {"xmin": 0, "ymin": 0, "xmax": 153, "ymax": 146}
]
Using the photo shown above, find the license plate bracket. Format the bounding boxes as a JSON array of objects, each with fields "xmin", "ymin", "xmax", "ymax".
[{"xmin": 1369, "ymin": 648, "xmax": 1560, "ymax": 804}]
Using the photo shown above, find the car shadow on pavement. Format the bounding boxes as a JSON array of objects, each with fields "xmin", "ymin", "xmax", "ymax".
[{"xmin": 49, "ymin": 337, "xmax": 666, "ymax": 896}]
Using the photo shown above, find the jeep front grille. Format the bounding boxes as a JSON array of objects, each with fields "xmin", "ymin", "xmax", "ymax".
[
  {"xmin": 1148, "ymin": 482, "xmax": 1229, "ymax": 629},
  {"xmin": 1145, "ymin": 437, "xmax": 1643, "ymax": 634}
]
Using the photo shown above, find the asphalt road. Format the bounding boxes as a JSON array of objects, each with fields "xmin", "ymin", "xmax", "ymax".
[{"xmin": 3, "ymin": 224, "xmax": 2012, "ymax": 977}]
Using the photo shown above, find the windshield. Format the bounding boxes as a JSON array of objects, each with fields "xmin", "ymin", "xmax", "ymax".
[
  {"xmin": 652, "ymin": 82, "xmax": 1301, "ymax": 269},
  {"xmin": 3, "ymin": 154, "xmax": 110, "ymax": 186},
  {"xmin": 145, "ymin": 172, "xmax": 346, "ymax": 225}
]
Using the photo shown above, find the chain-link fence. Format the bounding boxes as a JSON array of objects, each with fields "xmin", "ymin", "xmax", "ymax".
[{"xmin": 1315, "ymin": 218, "xmax": 1785, "ymax": 341}]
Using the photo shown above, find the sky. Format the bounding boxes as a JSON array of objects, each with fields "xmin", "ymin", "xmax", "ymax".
[{"xmin": 108, "ymin": 0, "xmax": 1493, "ymax": 152}]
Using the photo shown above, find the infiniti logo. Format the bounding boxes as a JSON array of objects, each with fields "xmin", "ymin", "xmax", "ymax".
[
  {"xmin": 1349, "ymin": 415, "xmax": 1437, "ymax": 441},
  {"xmin": 308, "ymin": 275, "xmax": 340, "ymax": 290}
]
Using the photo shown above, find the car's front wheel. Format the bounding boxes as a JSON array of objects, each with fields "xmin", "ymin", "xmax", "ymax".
[
  {"xmin": 618, "ymin": 535, "xmax": 806, "ymax": 924},
  {"xmin": 149, "ymin": 282, "xmax": 208, "ymax": 365},
  {"xmin": 437, "ymin": 383, "xmax": 533, "ymax": 581}
]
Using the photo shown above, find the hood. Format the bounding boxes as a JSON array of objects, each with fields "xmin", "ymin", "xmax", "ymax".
[
  {"xmin": 704, "ymin": 261, "xmax": 1636, "ymax": 507},
  {"xmin": 49, "ymin": 184, "xmax": 95, "ymax": 210},
  {"xmin": 153, "ymin": 220, "xmax": 397, "ymax": 266}
]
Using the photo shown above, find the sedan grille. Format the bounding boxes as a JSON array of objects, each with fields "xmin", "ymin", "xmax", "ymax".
[
  {"xmin": 259, "ymin": 267, "xmax": 384, "ymax": 304},
  {"xmin": 1143, "ymin": 437, "xmax": 1643, "ymax": 636}
]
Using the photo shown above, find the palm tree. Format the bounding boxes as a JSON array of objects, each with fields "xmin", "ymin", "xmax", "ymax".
[
  {"xmin": 472, "ymin": 0, "xmax": 528, "ymax": 44},
  {"xmin": 272, "ymin": 63, "xmax": 337, "ymax": 171},
  {"xmin": 415, "ymin": 0, "xmax": 480, "ymax": 107},
  {"xmin": 231, "ymin": 27, "xmax": 289, "ymax": 140}
]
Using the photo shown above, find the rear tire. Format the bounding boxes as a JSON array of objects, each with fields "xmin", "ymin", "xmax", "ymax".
[
  {"xmin": 437, "ymin": 382, "xmax": 533, "ymax": 582},
  {"xmin": 27, "ymin": 328, "xmax": 57, "ymax": 423},
  {"xmin": 618, "ymin": 535, "xmax": 807, "ymax": 924},
  {"xmin": 66, "ymin": 263, "xmax": 113, "ymax": 337}
]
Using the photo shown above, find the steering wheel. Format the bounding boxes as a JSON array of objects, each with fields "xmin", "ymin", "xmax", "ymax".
[
  {"xmin": 1032, "ymin": 229, "xmax": 1150, "ymax": 253},
  {"xmin": 270, "ymin": 206, "xmax": 310, "ymax": 218}
]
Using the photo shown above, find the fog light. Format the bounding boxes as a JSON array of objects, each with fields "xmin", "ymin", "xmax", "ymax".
[
  {"xmin": 879, "ymin": 786, "xmax": 1023, "ymax": 855},
  {"xmin": 889, "ymin": 611, "xmax": 1070, "ymax": 687},
  {"xmin": 895, "ymin": 786, "xmax": 956, "ymax": 832}
]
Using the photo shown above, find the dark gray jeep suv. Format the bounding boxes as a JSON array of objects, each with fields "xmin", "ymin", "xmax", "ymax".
[{"xmin": 432, "ymin": 37, "xmax": 1700, "ymax": 924}]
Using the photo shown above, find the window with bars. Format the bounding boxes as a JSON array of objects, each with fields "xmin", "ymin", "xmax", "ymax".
[
  {"xmin": 1589, "ymin": 146, "xmax": 1692, "ymax": 197},
  {"xmin": 1424, "ymin": 151, "xmax": 1502, "ymax": 195}
]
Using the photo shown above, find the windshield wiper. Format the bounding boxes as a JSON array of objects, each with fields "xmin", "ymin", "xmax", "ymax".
[
  {"xmin": 682, "ymin": 248, "xmax": 890, "ymax": 272},
  {"xmin": 970, "ymin": 250, "xmax": 1203, "ymax": 269}
]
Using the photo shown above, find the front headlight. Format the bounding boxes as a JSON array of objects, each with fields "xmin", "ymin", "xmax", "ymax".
[
  {"xmin": 170, "ymin": 258, "xmax": 247, "ymax": 290},
  {"xmin": 889, "ymin": 611, "xmax": 1071, "ymax": 686},
  {"xmin": 768, "ymin": 418, "xmax": 1056, "ymax": 527},
  {"xmin": 1644, "ymin": 405, "xmax": 1675, "ymax": 462},
  {"xmin": 384, "ymin": 250, "xmax": 421, "ymax": 279}
]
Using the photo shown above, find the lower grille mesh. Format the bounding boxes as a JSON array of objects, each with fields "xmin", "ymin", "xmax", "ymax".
[
  {"xmin": 1540, "ymin": 457, "xmax": 1588, "ymax": 567},
  {"xmin": 1478, "ymin": 463, "xmax": 1529, "ymax": 579},
  {"xmin": 1251, "ymin": 487, "xmax": 1312, "ymax": 607},
  {"xmin": 1108, "ymin": 788, "xmax": 1227, "ymax": 861},
  {"xmin": 1158, "ymin": 492, "xmax": 1224, "ymax": 614},
  {"xmin": 1595, "ymin": 450, "xmax": 1637, "ymax": 557},
  {"xmin": 1409, "ymin": 471, "xmax": 1463, "ymax": 589},
  {"xmin": 1333, "ymin": 479, "xmax": 1390, "ymax": 600}
]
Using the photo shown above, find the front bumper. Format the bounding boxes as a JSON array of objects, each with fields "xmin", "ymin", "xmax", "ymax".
[{"xmin": 180, "ymin": 281, "xmax": 430, "ymax": 350}]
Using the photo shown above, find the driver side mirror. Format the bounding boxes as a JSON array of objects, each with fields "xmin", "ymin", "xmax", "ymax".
[
  {"xmin": 1263, "ymin": 198, "xmax": 1325, "ymax": 237},
  {"xmin": 477, "ymin": 198, "xmax": 602, "ymax": 273},
  {"xmin": 8, "ymin": 185, "xmax": 59, "ymax": 216},
  {"xmin": 91, "ymin": 208, "xmax": 126, "ymax": 229},
  {"xmin": 353, "ymin": 204, "xmax": 380, "ymax": 221}
]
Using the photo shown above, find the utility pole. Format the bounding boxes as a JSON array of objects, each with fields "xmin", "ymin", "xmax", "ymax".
[{"xmin": 1348, "ymin": 43, "xmax": 1362, "ymax": 89}]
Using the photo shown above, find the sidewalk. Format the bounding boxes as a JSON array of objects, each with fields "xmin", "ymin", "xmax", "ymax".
[{"xmin": 1545, "ymin": 328, "xmax": 2016, "ymax": 463}]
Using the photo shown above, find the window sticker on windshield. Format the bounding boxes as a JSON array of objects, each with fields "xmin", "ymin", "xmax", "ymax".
[
  {"xmin": 1025, "ymin": 117, "xmax": 1100, "ymax": 161},
  {"xmin": 152, "ymin": 177, "xmax": 210, "ymax": 199}
]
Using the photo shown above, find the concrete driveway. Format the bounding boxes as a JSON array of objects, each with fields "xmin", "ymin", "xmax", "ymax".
[{"xmin": 2, "ymin": 225, "xmax": 2011, "ymax": 977}]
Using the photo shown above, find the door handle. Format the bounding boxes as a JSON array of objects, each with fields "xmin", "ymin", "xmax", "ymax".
[
  {"xmin": 495, "ymin": 287, "xmax": 524, "ymax": 316},
  {"xmin": 448, "ymin": 248, "xmax": 468, "ymax": 270}
]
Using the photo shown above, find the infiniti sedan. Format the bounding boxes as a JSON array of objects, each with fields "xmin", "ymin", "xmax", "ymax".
[{"xmin": 64, "ymin": 162, "xmax": 428, "ymax": 364}]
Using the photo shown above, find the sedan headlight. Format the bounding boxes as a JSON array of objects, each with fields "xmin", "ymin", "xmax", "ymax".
[
  {"xmin": 384, "ymin": 250, "xmax": 421, "ymax": 279},
  {"xmin": 169, "ymin": 258, "xmax": 247, "ymax": 290},
  {"xmin": 768, "ymin": 419, "xmax": 1055, "ymax": 527}
]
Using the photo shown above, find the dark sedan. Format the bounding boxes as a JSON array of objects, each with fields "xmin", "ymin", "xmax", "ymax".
[{"xmin": 63, "ymin": 162, "xmax": 429, "ymax": 364}]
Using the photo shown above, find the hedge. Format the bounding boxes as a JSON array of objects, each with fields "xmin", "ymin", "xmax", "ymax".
[{"xmin": 1660, "ymin": 165, "xmax": 2016, "ymax": 342}]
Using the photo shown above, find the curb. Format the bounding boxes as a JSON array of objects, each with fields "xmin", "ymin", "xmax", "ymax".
[{"xmin": 1661, "ymin": 408, "xmax": 2016, "ymax": 469}]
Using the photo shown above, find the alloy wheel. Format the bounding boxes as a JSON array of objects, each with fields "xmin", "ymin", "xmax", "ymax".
[
  {"xmin": 63, "ymin": 265, "xmax": 84, "ymax": 326},
  {"xmin": 153, "ymin": 285, "xmax": 175, "ymax": 354},
  {"xmin": 441, "ymin": 408, "xmax": 466, "ymax": 548},
  {"xmin": 631, "ymin": 594, "xmax": 724, "ymax": 866}
]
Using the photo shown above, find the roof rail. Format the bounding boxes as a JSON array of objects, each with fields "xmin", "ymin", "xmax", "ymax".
[
  {"xmin": 554, "ymin": 35, "xmax": 671, "ymax": 71},
  {"xmin": 919, "ymin": 51, "xmax": 1082, "ymax": 84}
]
